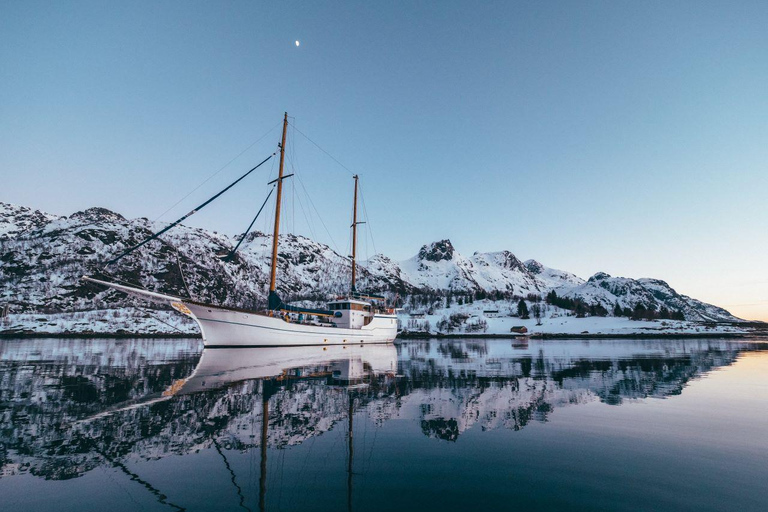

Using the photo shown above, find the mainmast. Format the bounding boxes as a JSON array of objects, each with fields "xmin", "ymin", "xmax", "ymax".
[
  {"xmin": 351, "ymin": 175, "xmax": 359, "ymax": 293},
  {"xmin": 268, "ymin": 113, "xmax": 289, "ymax": 309}
]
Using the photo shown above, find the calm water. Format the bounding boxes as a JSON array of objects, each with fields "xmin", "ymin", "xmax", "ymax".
[{"xmin": 1, "ymin": 337, "xmax": 766, "ymax": 512}]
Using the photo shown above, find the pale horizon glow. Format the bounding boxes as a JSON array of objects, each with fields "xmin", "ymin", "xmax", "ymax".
[{"xmin": 1, "ymin": 1, "xmax": 766, "ymax": 321}]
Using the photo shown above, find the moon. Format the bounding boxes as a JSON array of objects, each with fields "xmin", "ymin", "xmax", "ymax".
[{"xmin": 295, "ymin": 40, "xmax": 300, "ymax": 47}]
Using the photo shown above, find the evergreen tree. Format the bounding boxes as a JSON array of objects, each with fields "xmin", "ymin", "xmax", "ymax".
[
  {"xmin": 517, "ymin": 299, "xmax": 530, "ymax": 319},
  {"xmin": 613, "ymin": 302, "xmax": 623, "ymax": 317},
  {"xmin": 533, "ymin": 304, "xmax": 542, "ymax": 325},
  {"xmin": 632, "ymin": 304, "xmax": 647, "ymax": 321}
]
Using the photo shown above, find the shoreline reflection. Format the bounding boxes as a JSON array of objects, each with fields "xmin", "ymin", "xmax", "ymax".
[{"xmin": 0, "ymin": 337, "xmax": 764, "ymax": 508}]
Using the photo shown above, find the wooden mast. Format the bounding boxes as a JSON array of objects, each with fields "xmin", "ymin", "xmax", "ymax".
[
  {"xmin": 268, "ymin": 113, "xmax": 289, "ymax": 308},
  {"xmin": 351, "ymin": 175, "xmax": 359, "ymax": 293}
]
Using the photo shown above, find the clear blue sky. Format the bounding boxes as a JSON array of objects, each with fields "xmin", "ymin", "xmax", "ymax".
[{"xmin": 1, "ymin": 1, "xmax": 766, "ymax": 320}]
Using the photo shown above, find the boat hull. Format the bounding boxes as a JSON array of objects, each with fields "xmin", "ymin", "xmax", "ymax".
[{"xmin": 181, "ymin": 302, "xmax": 398, "ymax": 347}]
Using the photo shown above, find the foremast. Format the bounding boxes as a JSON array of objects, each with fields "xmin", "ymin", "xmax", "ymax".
[
  {"xmin": 268, "ymin": 112, "xmax": 289, "ymax": 310},
  {"xmin": 351, "ymin": 175, "xmax": 359, "ymax": 293}
]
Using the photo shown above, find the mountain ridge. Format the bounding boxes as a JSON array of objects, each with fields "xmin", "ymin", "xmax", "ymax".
[{"xmin": 0, "ymin": 201, "xmax": 741, "ymax": 322}]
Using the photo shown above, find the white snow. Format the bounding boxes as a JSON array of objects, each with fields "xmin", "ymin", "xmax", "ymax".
[
  {"xmin": 398, "ymin": 299, "xmax": 747, "ymax": 337},
  {"xmin": 0, "ymin": 202, "xmax": 746, "ymax": 336}
]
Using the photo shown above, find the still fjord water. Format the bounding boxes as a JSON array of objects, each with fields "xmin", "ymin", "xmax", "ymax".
[{"xmin": 0, "ymin": 337, "xmax": 766, "ymax": 511}]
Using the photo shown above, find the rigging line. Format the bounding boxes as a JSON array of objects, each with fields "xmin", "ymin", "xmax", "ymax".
[
  {"xmin": 297, "ymin": 435, "xmax": 319, "ymax": 511},
  {"xmin": 88, "ymin": 269, "xmax": 198, "ymax": 328},
  {"xmin": 154, "ymin": 121, "xmax": 282, "ymax": 222},
  {"xmin": 362, "ymin": 419, "xmax": 380, "ymax": 492},
  {"xmin": 294, "ymin": 173, "xmax": 341, "ymax": 254},
  {"xmin": 146, "ymin": 311, "xmax": 186, "ymax": 334},
  {"xmin": 223, "ymin": 187, "xmax": 275, "ymax": 262},
  {"xmin": 213, "ymin": 439, "xmax": 253, "ymax": 512},
  {"xmin": 292, "ymin": 179, "xmax": 318, "ymax": 242},
  {"xmin": 101, "ymin": 464, "xmax": 142, "ymax": 509},
  {"xmin": 357, "ymin": 182, "xmax": 377, "ymax": 255},
  {"xmin": 85, "ymin": 270, "xmax": 151, "ymax": 294},
  {"xmin": 277, "ymin": 444, "xmax": 286, "ymax": 511},
  {"xmin": 97, "ymin": 449, "xmax": 187, "ymax": 512},
  {"xmin": 106, "ymin": 153, "xmax": 275, "ymax": 266},
  {"xmin": 292, "ymin": 163, "xmax": 296, "ymax": 236},
  {"xmin": 284, "ymin": 152, "xmax": 320, "ymax": 242},
  {"xmin": 260, "ymin": 157, "xmax": 278, "ymax": 239},
  {"xmin": 176, "ymin": 249, "xmax": 193, "ymax": 299},
  {"xmin": 288, "ymin": 122, "xmax": 356, "ymax": 176}
]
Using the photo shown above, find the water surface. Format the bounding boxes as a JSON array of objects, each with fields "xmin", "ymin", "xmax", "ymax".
[{"xmin": 1, "ymin": 337, "xmax": 766, "ymax": 511}]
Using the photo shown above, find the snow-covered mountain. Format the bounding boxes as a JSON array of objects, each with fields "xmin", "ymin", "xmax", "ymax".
[
  {"xmin": 0, "ymin": 202, "xmax": 398, "ymax": 316},
  {"xmin": 556, "ymin": 272, "xmax": 738, "ymax": 322},
  {"xmin": 524, "ymin": 258, "xmax": 585, "ymax": 289},
  {"xmin": 0, "ymin": 202, "xmax": 740, "ymax": 323}
]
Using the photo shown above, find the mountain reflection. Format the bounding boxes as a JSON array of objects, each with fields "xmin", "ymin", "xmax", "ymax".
[{"xmin": 0, "ymin": 338, "xmax": 761, "ymax": 481}]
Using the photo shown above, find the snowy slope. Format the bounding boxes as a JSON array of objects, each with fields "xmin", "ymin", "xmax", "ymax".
[
  {"xmin": 0, "ymin": 202, "xmax": 59, "ymax": 240},
  {"xmin": 558, "ymin": 272, "xmax": 739, "ymax": 322},
  {"xmin": 524, "ymin": 259, "xmax": 585, "ymax": 289},
  {"xmin": 0, "ymin": 203, "xmax": 396, "ymax": 317},
  {"xmin": 397, "ymin": 240, "xmax": 542, "ymax": 294},
  {"xmin": 0, "ymin": 202, "xmax": 743, "ymax": 335}
]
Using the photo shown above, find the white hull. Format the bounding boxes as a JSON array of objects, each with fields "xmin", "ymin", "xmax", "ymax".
[
  {"xmin": 182, "ymin": 302, "xmax": 398, "ymax": 347},
  {"xmin": 80, "ymin": 276, "xmax": 398, "ymax": 348}
]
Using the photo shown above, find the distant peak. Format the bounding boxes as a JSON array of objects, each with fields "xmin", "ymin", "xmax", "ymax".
[
  {"xmin": 478, "ymin": 250, "xmax": 524, "ymax": 271},
  {"xmin": 418, "ymin": 239, "xmax": 455, "ymax": 262},
  {"xmin": 524, "ymin": 259, "xmax": 544, "ymax": 274},
  {"xmin": 70, "ymin": 207, "xmax": 126, "ymax": 223},
  {"xmin": 588, "ymin": 271, "xmax": 611, "ymax": 282},
  {"xmin": 368, "ymin": 253, "xmax": 394, "ymax": 263}
]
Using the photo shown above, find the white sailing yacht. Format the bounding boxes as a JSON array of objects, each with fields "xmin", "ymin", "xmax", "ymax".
[{"xmin": 84, "ymin": 113, "xmax": 398, "ymax": 347}]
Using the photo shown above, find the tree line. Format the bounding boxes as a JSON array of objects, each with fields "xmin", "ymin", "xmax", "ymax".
[{"xmin": 546, "ymin": 290, "xmax": 685, "ymax": 321}]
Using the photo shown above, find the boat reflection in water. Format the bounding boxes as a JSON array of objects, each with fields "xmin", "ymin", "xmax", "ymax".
[
  {"xmin": 159, "ymin": 343, "xmax": 397, "ymax": 512},
  {"xmin": 170, "ymin": 343, "xmax": 397, "ymax": 396},
  {"xmin": 1, "ymin": 337, "xmax": 766, "ymax": 511}
]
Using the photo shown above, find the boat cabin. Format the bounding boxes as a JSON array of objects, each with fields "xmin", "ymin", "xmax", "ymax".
[{"xmin": 327, "ymin": 299, "xmax": 373, "ymax": 329}]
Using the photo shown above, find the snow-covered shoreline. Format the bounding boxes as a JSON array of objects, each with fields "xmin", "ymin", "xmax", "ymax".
[
  {"xmin": 1, "ymin": 202, "xmax": 756, "ymax": 338},
  {"xmin": 0, "ymin": 301, "xmax": 752, "ymax": 338},
  {"xmin": 396, "ymin": 299, "xmax": 751, "ymax": 339},
  {"xmin": 0, "ymin": 307, "xmax": 199, "ymax": 337}
]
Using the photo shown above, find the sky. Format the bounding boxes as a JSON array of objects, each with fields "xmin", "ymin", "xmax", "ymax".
[{"xmin": 1, "ymin": 1, "xmax": 766, "ymax": 321}]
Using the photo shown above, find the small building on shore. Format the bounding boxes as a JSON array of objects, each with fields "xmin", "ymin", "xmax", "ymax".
[{"xmin": 483, "ymin": 310, "xmax": 499, "ymax": 318}]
